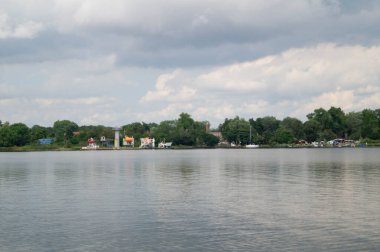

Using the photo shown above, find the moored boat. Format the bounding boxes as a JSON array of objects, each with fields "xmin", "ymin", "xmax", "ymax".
[
  {"xmin": 81, "ymin": 138, "xmax": 99, "ymax": 150},
  {"xmin": 245, "ymin": 126, "xmax": 259, "ymax": 148},
  {"xmin": 158, "ymin": 141, "xmax": 172, "ymax": 149},
  {"xmin": 246, "ymin": 144, "xmax": 259, "ymax": 148}
]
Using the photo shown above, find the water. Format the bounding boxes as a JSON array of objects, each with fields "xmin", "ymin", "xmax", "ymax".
[{"xmin": 0, "ymin": 149, "xmax": 379, "ymax": 251}]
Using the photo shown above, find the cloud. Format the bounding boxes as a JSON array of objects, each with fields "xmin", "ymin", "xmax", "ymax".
[
  {"xmin": 1, "ymin": 0, "xmax": 380, "ymax": 67},
  {"xmin": 140, "ymin": 43, "xmax": 380, "ymax": 125},
  {"xmin": 0, "ymin": 11, "xmax": 44, "ymax": 39},
  {"xmin": 0, "ymin": 54, "xmax": 149, "ymax": 126},
  {"xmin": 140, "ymin": 70, "xmax": 196, "ymax": 103},
  {"xmin": 0, "ymin": 54, "xmax": 128, "ymax": 99},
  {"xmin": 140, "ymin": 71, "xmax": 179, "ymax": 102},
  {"xmin": 0, "ymin": 96, "xmax": 121, "ymax": 126},
  {"xmin": 0, "ymin": 1, "xmax": 379, "ymax": 127},
  {"xmin": 135, "ymin": 103, "xmax": 194, "ymax": 123}
]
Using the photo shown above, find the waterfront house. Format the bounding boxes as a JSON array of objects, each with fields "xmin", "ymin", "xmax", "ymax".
[{"xmin": 37, "ymin": 138, "xmax": 55, "ymax": 145}]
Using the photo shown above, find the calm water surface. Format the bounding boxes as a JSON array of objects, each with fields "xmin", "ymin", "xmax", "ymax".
[{"xmin": 0, "ymin": 149, "xmax": 379, "ymax": 251}]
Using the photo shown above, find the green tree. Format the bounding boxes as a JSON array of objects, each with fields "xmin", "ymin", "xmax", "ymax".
[
  {"xmin": 307, "ymin": 108, "xmax": 332, "ymax": 130},
  {"xmin": 53, "ymin": 120, "xmax": 79, "ymax": 142},
  {"xmin": 361, "ymin": 109, "xmax": 380, "ymax": 139},
  {"xmin": 220, "ymin": 116, "xmax": 250, "ymax": 145},
  {"xmin": 174, "ymin": 127, "xmax": 194, "ymax": 145},
  {"xmin": 319, "ymin": 129, "xmax": 336, "ymax": 141},
  {"xmin": 327, "ymin": 107, "xmax": 347, "ymax": 137},
  {"xmin": 303, "ymin": 120, "xmax": 321, "ymax": 143},
  {"xmin": 199, "ymin": 133, "xmax": 220, "ymax": 147},
  {"xmin": 122, "ymin": 122, "xmax": 150, "ymax": 137},
  {"xmin": 273, "ymin": 127, "xmax": 294, "ymax": 144},
  {"xmin": 0, "ymin": 125, "xmax": 12, "ymax": 147},
  {"xmin": 173, "ymin": 113, "xmax": 199, "ymax": 146},
  {"xmin": 9, "ymin": 123, "xmax": 30, "ymax": 146},
  {"xmin": 346, "ymin": 112, "xmax": 362, "ymax": 140},
  {"xmin": 151, "ymin": 120, "xmax": 177, "ymax": 142},
  {"xmin": 177, "ymin": 113, "xmax": 194, "ymax": 130},
  {"xmin": 30, "ymin": 125, "xmax": 48, "ymax": 142},
  {"xmin": 254, "ymin": 116, "xmax": 280, "ymax": 144},
  {"xmin": 281, "ymin": 117, "xmax": 304, "ymax": 140},
  {"xmin": 375, "ymin": 109, "xmax": 380, "ymax": 124}
]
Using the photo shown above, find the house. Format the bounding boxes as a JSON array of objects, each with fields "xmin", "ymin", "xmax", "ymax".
[
  {"xmin": 211, "ymin": 131, "xmax": 222, "ymax": 139},
  {"xmin": 37, "ymin": 138, "xmax": 55, "ymax": 145}
]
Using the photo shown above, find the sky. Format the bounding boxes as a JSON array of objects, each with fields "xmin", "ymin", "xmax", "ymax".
[{"xmin": 0, "ymin": 0, "xmax": 380, "ymax": 127}]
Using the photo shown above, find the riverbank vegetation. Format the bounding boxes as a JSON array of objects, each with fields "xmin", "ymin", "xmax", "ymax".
[{"xmin": 1, "ymin": 107, "xmax": 379, "ymax": 150}]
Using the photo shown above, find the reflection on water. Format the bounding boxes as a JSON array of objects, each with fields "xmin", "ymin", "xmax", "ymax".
[{"xmin": 0, "ymin": 149, "xmax": 379, "ymax": 251}]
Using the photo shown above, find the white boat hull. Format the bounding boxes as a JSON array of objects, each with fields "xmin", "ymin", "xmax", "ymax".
[
  {"xmin": 246, "ymin": 144, "xmax": 259, "ymax": 148},
  {"xmin": 158, "ymin": 142, "xmax": 172, "ymax": 149}
]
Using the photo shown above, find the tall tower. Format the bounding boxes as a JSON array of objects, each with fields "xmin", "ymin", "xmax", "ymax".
[
  {"xmin": 205, "ymin": 121, "xmax": 210, "ymax": 132},
  {"xmin": 113, "ymin": 127, "xmax": 121, "ymax": 149}
]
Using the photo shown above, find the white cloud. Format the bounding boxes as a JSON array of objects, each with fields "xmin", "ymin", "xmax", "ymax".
[
  {"xmin": 194, "ymin": 43, "xmax": 380, "ymax": 99},
  {"xmin": 140, "ymin": 71, "xmax": 178, "ymax": 102},
  {"xmin": 294, "ymin": 90, "xmax": 356, "ymax": 117},
  {"xmin": 0, "ymin": 11, "xmax": 44, "ymax": 39},
  {"xmin": 0, "ymin": 96, "xmax": 120, "ymax": 126},
  {"xmin": 34, "ymin": 97, "xmax": 117, "ymax": 106},
  {"xmin": 45, "ymin": 0, "xmax": 378, "ymax": 48},
  {"xmin": 0, "ymin": 54, "xmax": 150, "ymax": 126},
  {"xmin": 0, "ymin": 83, "xmax": 17, "ymax": 98},
  {"xmin": 140, "ymin": 70, "xmax": 196, "ymax": 103},
  {"xmin": 140, "ymin": 43, "xmax": 380, "ymax": 125},
  {"xmin": 135, "ymin": 103, "xmax": 193, "ymax": 123}
]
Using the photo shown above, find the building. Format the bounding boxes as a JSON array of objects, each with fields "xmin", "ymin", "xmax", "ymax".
[
  {"xmin": 211, "ymin": 131, "xmax": 222, "ymax": 139},
  {"xmin": 37, "ymin": 138, "xmax": 55, "ymax": 145}
]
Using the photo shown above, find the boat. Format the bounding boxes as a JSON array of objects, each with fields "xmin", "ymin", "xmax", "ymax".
[
  {"xmin": 158, "ymin": 141, "xmax": 172, "ymax": 149},
  {"xmin": 140, "ymin": 137, "xmax": 155, "ymax": 149},
  {"xmin": 246, "ymin": 144, "xmax": 259, "ymax": 148},
  {"xmin": 246, "ymin": 126, "xmax": 259, "ymax": 148},
  {"xmin": 123, "ymin": 136, "xmax": 135, "ymax": 147},
  {"xmin": 81, "ymin": 138, "xmax": 99, "ymax": 150}
]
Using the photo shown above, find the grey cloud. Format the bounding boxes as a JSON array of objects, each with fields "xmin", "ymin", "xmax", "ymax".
[
  {"xmin": 1, "ymin": 0, "xmax": 380, "ymax": 127},
  {"xmin": 1, "ymin": 0, "xmax": 380, "ymax": 67}
]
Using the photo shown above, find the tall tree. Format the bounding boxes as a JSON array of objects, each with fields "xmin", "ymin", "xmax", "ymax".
[
  {"xmin": 281, "ymin": 117, "xmax": 305, "ymax": 140},
  {"xmin": 0, "ymin": 125, "xmax": 12, "ymax": 147},
  {"xmin": 361, "ymin": 109, "xmax": 380, "ymax": 139},
  {"xmin": 8, "ymin": 123, "xmax": 30, "ymax": 146},
  {"xmin": 53, "ymin": 120, "xmax": 79, "ymax": 142},
  {"xmin": 346, "ymin": 112, "xmax": 362, "ymax": 140},
  {"xmin": 303, "ymin": 120, "xmax": 321, "ymax": 143},
  {"xmin": 273, "ymin": 127, "xmax": 294, "ymax": 144},
  {"xmin": 30, "ymin": 125, "xmax": 48, "ymax": 142},
  {"xmin": 151, "ymin": 120, "xmax": 177, "ymax": 142},
  {"xmin": 307, "ymin": 108, "xmax": 332, "ymax": 130},
  {"xmin": 327, "ymin": 107, "xmax": 347, "ymax": 137},
  {"xmin": 220, "ymin": 116, "xmax": 250, "ymax": 145},
  {"xmin": 199, "ymin": 132, "xmax": 220, "ymax": 147},
  {"xmin": 254, "ymin": 116, "xmax": 280, "ymax": 144},
  {"xmin": 122, "ymin": 122, "xmax": 150, "ymax": 137},
  {"xmin": 174, "ymin": 113, "xmax": 197, "ymax": 145}
]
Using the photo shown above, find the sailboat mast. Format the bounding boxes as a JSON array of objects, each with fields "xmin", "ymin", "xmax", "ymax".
[{"xmin": 249, "ymin": 125, "xmax": 252, "ymax": 144}]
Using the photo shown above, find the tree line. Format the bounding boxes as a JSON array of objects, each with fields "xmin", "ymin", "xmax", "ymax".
[
  {"xmin": 0, "ymin": 107, "xmax": 379, "ymax": 148},
  {"xmin": 0, "ymin": 113, "xmax": 219, "ymax": 148},
  {"xmin": 220, "ymin": 107, "xmax": 380, "ymax": 145}
]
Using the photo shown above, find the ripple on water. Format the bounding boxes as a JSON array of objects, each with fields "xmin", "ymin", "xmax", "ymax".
[{"xmin": 0, "ymin": 149, "xmax": 379, "ymax": 251}]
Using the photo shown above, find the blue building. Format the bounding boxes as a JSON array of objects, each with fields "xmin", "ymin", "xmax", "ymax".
[{"xmin": 37, "ymin": 138, "xmax": 55, "ymax": 145}]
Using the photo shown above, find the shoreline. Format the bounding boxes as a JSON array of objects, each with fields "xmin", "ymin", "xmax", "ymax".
[{"xmin": 1, "ymin": 144, "xmax": 379, "ymax": 152}]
